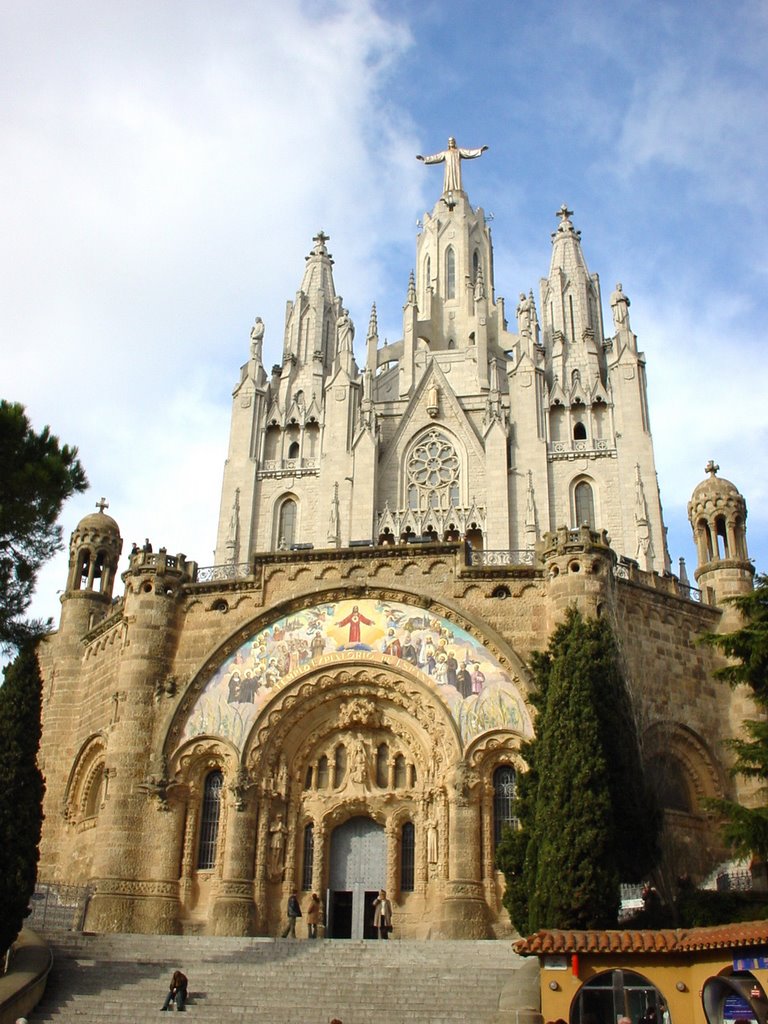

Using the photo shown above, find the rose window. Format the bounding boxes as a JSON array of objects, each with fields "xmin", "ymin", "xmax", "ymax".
[{"xmin": 406, "ymin": 431, "xmax": 460, "ymax": 510}]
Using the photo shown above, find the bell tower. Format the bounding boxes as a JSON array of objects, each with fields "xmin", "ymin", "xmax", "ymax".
[{"xmin": 688, "ymin": 460, "xmax": 754, "ymax": 609}]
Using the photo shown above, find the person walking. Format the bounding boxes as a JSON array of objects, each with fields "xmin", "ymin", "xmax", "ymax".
[
  {"xmin": 281, "ymin": 889, "xmax": 302, "ymax": 938},
  {"xmin": 306, "ymin": 892, "xmax": 321, "ymax": 938},
  {"xmin": 372, "ymin": 889, "xmax": 392, "ymax": 939},
  {"xmin": 160, "ymin": 969, "xmax": 188, "ymax": 1011}
]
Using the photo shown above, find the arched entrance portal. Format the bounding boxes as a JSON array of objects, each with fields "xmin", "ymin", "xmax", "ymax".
[{"xmin": 328, "ymin": 817, "xmax": 386, "ymax": 939}]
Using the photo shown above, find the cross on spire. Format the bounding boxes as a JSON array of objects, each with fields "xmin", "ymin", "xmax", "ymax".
[
  {"xmin": 95, "ymin": 497, "xmax": 109, "ymax": 514},
  {"xmin": 705, "ymin": 459, "xmax": 720, "ymax": 477},
  {"xmin": 556, "ymin": 204, "xmax": 574, "ymax": 222},
  {"xmin": 311, "ymin": 230, "xmax": 330, "ymax": 255}
]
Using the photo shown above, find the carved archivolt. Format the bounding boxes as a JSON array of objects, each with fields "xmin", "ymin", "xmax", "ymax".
[
  {"xmin": 642, "ymin": 720, "xmax": 726, "ymax": 806},
  {"xmin": 63, "ymin": 734, "xmax": 108, "ymax": 825},
  {"xmin": 169, "ymin": 735, "xmax": 241, "ymax": 798},
  {"xmin": 465, "ymin": 729, "xmax": 527, "ymax": 776}
]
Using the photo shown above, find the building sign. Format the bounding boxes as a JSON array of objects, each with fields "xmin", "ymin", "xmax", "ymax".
[{"xmin": 722, "ymin": 994, "xmax": 757, "ymax": 1024}]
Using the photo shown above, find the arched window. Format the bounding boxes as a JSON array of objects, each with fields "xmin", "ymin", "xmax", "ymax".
[
  {"xmin": 288, "ymin": 440, "xmax": 300, "ymax": 460},
  {"xmin": 317, "ymin": 754, "xmax": 329, "ymax": 789},
  {"xmin": 394, "ymin": 754, "xmax": 407, "ymax": 789},
  {"xmin": 573, "ymin": 421, "xmax": 587, "ymax": 441},
  {"xmin": 574, "ymin": 480, "xmax": 595, "ymax": 529},
  {"xmin": 576, "ymin": 970, "xmax": 666, "ymax": 1024},
  {"xmin": 302, "ymin": 822, "xmax": 314, "ymax": 890},
  {"xmin": 445, "ymin": 247, "xmax": 456, "ymax": 299},
  {"xmin": 400, "ymin": 821, "xmax": 415, "ymax": 892},
  {"xmin": 376, "ymin": 744, "xmax": 389, "ymax": 788},
  {"xmin": 715, "ymin": 515, "xmax": 729, "ymax": 558},
  {"xmin": 424, "ymin": 255, "xmax": 431, "ymax": 293},
  {"xmin": 84, "ymin": 764, "xmax": 105, "ymax": 818},
  {"xmin": 277, "ymin": 498, "xmax": 297, "ymax": 548},
  {"xmin": 197, "ymin": 770, "xmax": 223, "ymax": 870},
  {"xmin": 472, "ymin": 250, "xmax": 479, "ymax": 283},
  {"xmin": 648, "ymin": 754, "xmax": 693, "ymax": 813},
  {"xmin": 493, "ymin": 765, "xmax": 516, "ymax": 851}
]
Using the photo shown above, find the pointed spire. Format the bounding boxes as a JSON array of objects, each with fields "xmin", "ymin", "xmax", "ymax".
[
  {"xmin": 406, "ymin": 270, "xmax": 416, "ymax": 306},
  {"xmin": 367, "ymin": 303, "xmax": 378, "ymax": 339}
]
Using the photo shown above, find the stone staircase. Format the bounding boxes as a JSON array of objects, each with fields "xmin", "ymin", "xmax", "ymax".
[{"xmin": 29, "ymin": 932, "xmax": 541, "ymax": 1024}]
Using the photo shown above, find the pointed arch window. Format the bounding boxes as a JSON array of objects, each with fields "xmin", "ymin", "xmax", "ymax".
[
  {"xmin": 574, "ymin": 481, "xmax": 595, "ymax": 529},
  {"xmin": 376, "ymin": 744, "xmax": 389, "ymax": 788},
  {"xmin": 493, "ymin": 765, "xmax": 517, "ymax": 851},
  {"xmin": 400, "ymin": 821, "xmax": 415, "ymax": 892},
  {"xmin": 277, "ymin": 497, "xmax": 297, "ymax": 549},
  {"xmin": 445, "ymin": 247, "xmax": 456, "ymax": 299},
  {"xmin": 573, "ymin": 421, "xmax": 587, "ymax": 441},
  {"xmin": 472, "ymin": 250, "xmax": 479, "ymax": 283},
  {"xmin": 197, "ymin": 770, "xmax": 223, "ymax": 870}
]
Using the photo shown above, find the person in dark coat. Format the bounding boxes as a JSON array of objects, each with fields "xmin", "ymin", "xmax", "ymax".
[
  {"xmin": 160, "ymin": 969, "xmax": 188, "ymax": 1011},
  {"xmin": 281, "ymin": 889, "xmax": 302, "ymax": 938}
]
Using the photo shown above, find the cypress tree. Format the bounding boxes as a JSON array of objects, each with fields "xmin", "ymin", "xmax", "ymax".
[
  {"xmin": 0, "ymin": 643, "xmax": 46, "ymax": 957},
  {"xmin": 498, "ymin": 607, "xmax": 659, "ymax": 932}
]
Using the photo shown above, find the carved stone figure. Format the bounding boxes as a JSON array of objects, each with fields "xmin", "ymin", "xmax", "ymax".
[
  {"xmin": 268, "ymin": 813, "xmax": 288, "ymax": 877},
  {"xmin": 427, "ymin": 817, "xmax": 438, "ymax": 864},
  {"xmin": 250, "ymin": 317, "xmax": 264, "ymax": 361},
  {"xmin": 610, "ymin": 283, "xmax": 631, "ymax": 331},
  {"xmin": 336, "ymin": 309, "xmax": 354, "ymax": 353},
  {"xmin": 416, "ymin": 137, "xmax": 488, "ymax": 195}
]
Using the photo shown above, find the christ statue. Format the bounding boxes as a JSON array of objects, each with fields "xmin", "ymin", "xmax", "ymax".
[{"xmin": 416, "ymin": 137, "xmax": 488, "ymax": 195}]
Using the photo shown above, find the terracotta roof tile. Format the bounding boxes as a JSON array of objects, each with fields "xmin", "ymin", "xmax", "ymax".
[{"xmin": 513, "ymin": 921, "xmax": 768, "ymax": 957}]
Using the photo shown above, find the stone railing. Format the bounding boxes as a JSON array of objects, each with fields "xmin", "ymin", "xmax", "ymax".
[
  {"xmin": 257, "ymin": 457, "xmax": 320, "ymax": 478},
  {"xmin": 547, "ymin": 438, "xmax": 613, "ymax": 458},
  {"xmin": 470, "ymin": 549, "xmax": 536, "ymax": 567},
  {"xmin": 612, "ymin": 561, "xmax": 702, "ymax": 603}
]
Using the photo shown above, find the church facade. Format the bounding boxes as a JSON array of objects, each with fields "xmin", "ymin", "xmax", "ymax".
[{"xmin": 36, "ymin": 144, "xmax": 756, "ymax": 939}]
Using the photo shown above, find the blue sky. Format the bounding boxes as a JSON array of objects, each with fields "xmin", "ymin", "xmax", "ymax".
[{"xmin": 2, "ymin": 0, "xmax": 767, "ymax": 633}]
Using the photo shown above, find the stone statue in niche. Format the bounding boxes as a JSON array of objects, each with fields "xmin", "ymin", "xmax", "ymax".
[
  {"xmin": 427, "ymin": 816, "xmax": 438, "ymax": 864},
  {"xmin": 268, "ymin": 812, "xmax": 288, "ymax": 878},
  {"xmin": 610, "ymin": 283, "xmax": 631, "ymax": 331}
]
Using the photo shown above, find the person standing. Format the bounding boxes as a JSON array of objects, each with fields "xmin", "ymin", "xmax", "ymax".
[
  {"xmin": 306, "ymin": 892, "xmax": 321, "ymax": 938},
  {"xmin": 160, "ymin": 969, "xmax": 188, "ymax": 1011},
  {"xmin": 372, "ymin": 889, "xmax": 392, "ymax": 939},
  {"xmin": 281, "ymin": 889, "xmax": 302, "ymax": 938}
]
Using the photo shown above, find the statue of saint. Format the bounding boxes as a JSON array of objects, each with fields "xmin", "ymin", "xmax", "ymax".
[
  {"xmin": 416, "ymin": 137, "xmax": 488, "ymax": 195},
  {"xmin": 610, "ymin": 283, "xmax": 631, "ymax": 331},
  {"xmin": 336, "ymin": 309, "xmax": 354, "ymax": 353},
  {"xmin": 516, "ymin": 292, "xmax": 532, "ymax": 336},
  {"xmin": 427, "ymin": 818, "xmax": 438, "ymax": 864},
  {"xmin": 268, "ymin": 813, "xmax": 288, "ymax": 877},
  {"xmin": 250, "ymin": 317, "xmax": 265, "ymax": 362}
]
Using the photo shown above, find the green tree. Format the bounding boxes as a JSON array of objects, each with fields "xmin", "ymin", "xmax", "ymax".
[
  {"xmin": 0, "ymin": 643, "xmax": 46, "ymax": 956},
  {"xmin": 702, "ymin": 574, "xmax": 768, "ymax": 859},
  {"xmin": 0, "ymin": 400, "xmax": 87, "ymax": 651},
  {"xmin": 497, "ymin": 607, "xmax": 659, "ymax": 932}
]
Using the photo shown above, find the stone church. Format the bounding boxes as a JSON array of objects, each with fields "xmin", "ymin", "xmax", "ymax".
[{"xmin": 37, "ymin": 140, "xmax": 756, "ymax": 940}]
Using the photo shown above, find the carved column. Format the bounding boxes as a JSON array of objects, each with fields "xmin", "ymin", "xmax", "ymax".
[
  {"xmin": 440, "ymin": 766, "xmax": 491, "ymax": 938},
  {"xmin": 210, "ymin": 791, "xmax": 258, "ymax": 936}
]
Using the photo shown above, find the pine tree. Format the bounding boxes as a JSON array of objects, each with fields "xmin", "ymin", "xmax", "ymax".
[
  {"xmin": 0, "ymin": 400, "xmax": 87, "ymax": 652},
  {"xmin": 0, "ymin": 643, "xmax": 46, "ymax": 957},
  {"xmin": 702, "ymin": 574, "xmax": 768, "ymax": 859},
  {"xmin": 497, "ymin": 607, "xmax": 659, "ymax": 932}
]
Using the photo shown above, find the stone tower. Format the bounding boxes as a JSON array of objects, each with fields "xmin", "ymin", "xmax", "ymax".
[{"xmin": 689, "ymin": 460, "xmax": 754, "ymax": 613}]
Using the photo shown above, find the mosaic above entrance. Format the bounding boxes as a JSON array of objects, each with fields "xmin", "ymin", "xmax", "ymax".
[{"xmin": 181, "ymin": 599, "xmax": 532, "ymax": 750}]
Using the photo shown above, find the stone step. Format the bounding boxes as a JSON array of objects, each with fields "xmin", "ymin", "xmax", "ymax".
[{"xmin": 29, "ymin": 933, "xmax": 540, "ymax": 1024}]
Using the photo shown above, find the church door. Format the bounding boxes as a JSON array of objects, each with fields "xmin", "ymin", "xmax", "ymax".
[{"xmin": 328, "ymin": 817, "xmax": 386, "ymax": 939}]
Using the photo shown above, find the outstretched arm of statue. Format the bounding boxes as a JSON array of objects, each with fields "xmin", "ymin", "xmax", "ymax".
[{"xmin": 417, "ymin": 152, "xmax": 445, "ymax": 164}]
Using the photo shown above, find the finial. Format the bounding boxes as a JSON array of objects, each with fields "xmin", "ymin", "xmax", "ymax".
[
  {"xmin": 95, "ymin": 497, "xmax": 109, "ymax": 514},
  {"xmin": 367, "ymin": 302, "xmax": 378, "ymax": 338},
  {"xmin": 407, "ymin": 270, "xmax": 416, "ymax": 305},
  {"xmin": 556, "ymin": 204, "xmax": 573, "ymax": 222},
  {"xmin": 705, "ymin": 459, "xmax": 720, "ymax": 477},
  {"xmin": 311, "ymin": 231, "xmax": 330, "ymax": 256},
  {"xmin": 552, "ymin": 204, "xmax": 581, "ymax": 241}
]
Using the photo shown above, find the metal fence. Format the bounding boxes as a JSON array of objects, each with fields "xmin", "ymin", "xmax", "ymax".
[{"xmin": 28, "ymin": 883, "xmax": 92, "ymax": 932}]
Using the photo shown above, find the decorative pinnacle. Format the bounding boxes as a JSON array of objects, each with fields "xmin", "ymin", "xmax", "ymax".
[
  {"xmin": 407, "ymin": 270, "xmax": 416, "ymax": 305},
  {"xmin": 95, "ymin": 497, "xmax": 109, "ymax": 514},
  {"xmin": 368, "ymin": 302, "xmax": 378, "ymax": 338},
  {"xmin": 705, "ymin": 459, "xmax": 720, "ymax": 477}
]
